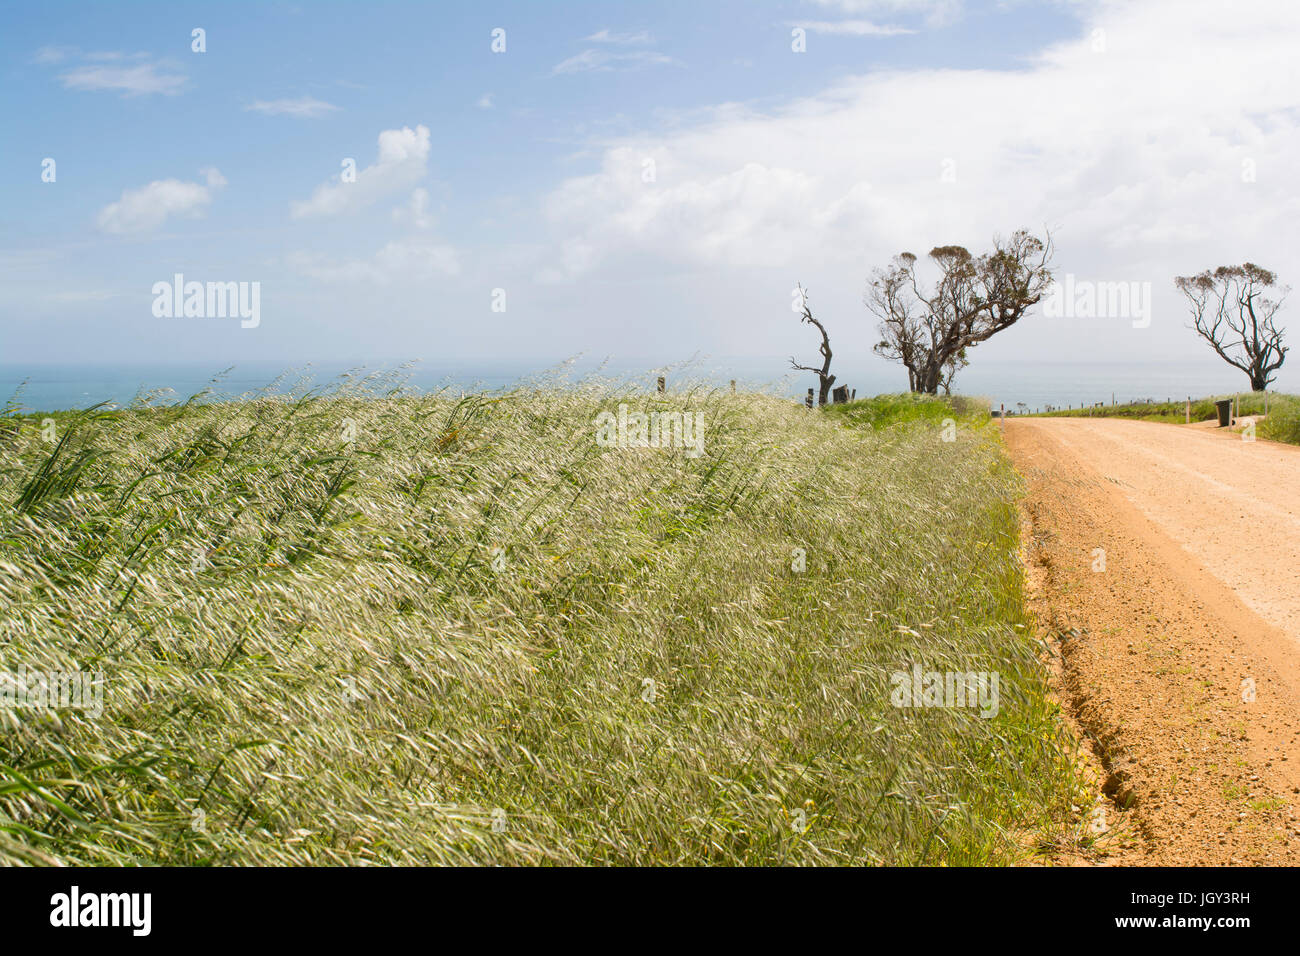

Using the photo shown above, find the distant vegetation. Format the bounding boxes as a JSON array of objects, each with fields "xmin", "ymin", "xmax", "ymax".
[
  {"xmin": 0, "ymin": 379, "xmax": 1083, "ymax": 865},
  {"xmin": 1031, "ymin": 392, "xmax": 1300, "ymax": 445},
  {"xmin": 823, "ymin": 391, "xmax": 989, "ymax": 429}
]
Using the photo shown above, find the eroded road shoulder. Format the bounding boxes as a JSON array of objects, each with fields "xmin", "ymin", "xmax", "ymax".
[{"xmin": 1005, "ymin": 418, "xmax": 1300, "ymax": 865}]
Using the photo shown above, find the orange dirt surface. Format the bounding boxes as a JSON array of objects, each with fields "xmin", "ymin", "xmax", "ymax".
[{"xmin": 1005, "ymin": 417, "xmax": 1300, "ymax": 865}]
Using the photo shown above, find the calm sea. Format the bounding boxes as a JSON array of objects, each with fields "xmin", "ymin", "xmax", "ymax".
[{"xmin": 1, "ymin": 358, "xmax": 1294, "ymax": 414}]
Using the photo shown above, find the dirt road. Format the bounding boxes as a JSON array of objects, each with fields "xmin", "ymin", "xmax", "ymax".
[{"xmin": 1005, "ymin": 417, "xmax": 1300, "ymax": 864}]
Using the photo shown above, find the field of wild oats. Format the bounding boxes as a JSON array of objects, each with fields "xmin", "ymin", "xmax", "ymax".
[{"xmin": 0, "ymin": 375, "xmax": 1082, "ymax": 865}]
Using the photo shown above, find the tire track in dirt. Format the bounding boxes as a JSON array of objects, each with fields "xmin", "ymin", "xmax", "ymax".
[{"xmin": 1005, "ymin": 418, "xmax": 1300, "ymax": 865}]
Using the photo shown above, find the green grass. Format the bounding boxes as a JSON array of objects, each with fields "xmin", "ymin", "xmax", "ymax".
[
  {"xmin": 0, "ymin": 376, "xmax": 1082, "ymax": 865},
  {"xmin": 822, "ymin": 391, "xmax": 990, "ymax": 429},
  {"xmin": 1258, "ymin": 397, "xmax": 1300, "ymax": 445},
  {"xmin": 1032, "ymin": 392, "xmax": 1300, "ymax": 444}
]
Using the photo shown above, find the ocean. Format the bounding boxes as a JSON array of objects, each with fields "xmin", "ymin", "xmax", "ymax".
[{"xmin": 1, "ymin": 357, "xmax": 1294, "ymax": 414}]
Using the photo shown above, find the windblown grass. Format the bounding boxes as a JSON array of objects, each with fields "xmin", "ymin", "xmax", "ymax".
[{"xmin": 0, "ymin": 374, "xmax": 1081, "ymax": 865}]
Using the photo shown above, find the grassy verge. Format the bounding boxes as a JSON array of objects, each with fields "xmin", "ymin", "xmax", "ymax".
[
  {"xmin": 1030, "ymin": 391, "xmax": 1300, "ymax": 444},
  {"xmin": 1024, "ymin": 392, "xmax": 1300, "ymax": 444},
  {"xmin": 822, "ymin": 390, "xmax": 990, "ymax": 429},
  {"xmin": 1258, "ymin": 397, "xmax": 1300, "ymax": 444},
  {"xmin": 0, "ymin": 379, "xmax": 1082, "ymax": 865}
]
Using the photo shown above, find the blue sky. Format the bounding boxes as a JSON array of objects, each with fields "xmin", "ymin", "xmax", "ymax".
[{"xmin": 3, "ymin": 0, "xmax": 1299, "ymax": 390}]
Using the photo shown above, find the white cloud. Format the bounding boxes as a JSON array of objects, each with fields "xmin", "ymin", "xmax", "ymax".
[
  {"xmin": 96, "ymin": 168, "xmax": 226, "ymax": 235},
  {"xmin": 476, "ymin": 93, "xmax": 494, "ymax": 109},
  {"xmin": 291, "ymin": 125, "xmax": 431, "ymax": 219},
  {"xmin": 371, "ymin": 240, "xmax": 460, "ymax": 278},
  {"xmin": 245, "ymin": 96, "xmax": 339, "ymax": 117},
  {"xmin": 553, "ymin": 28, "xmax": 676, "ymax": 76},
  {"xmin": 539, "ymin": 0, "xmax": 1300, "ymax": 300},
  {"xmin": 790, "ymin": 19, "xmax": 914, "ymax": 35},
  {"xmin": 392, "ymin": 188, "xmax": 435, "ymax": 230},
  {"xmin": 83, "ymin": 51, "xmax": 149, "ymax": 61},
  {"xmin": 552, "ymin": 49, "xmax": 677, "ymax": 75},
  {"xmin": 583, "ymin": 29, "xmax": 655, "ymax": 45},
  {"xmin": 59, "ymin": 57, "xmax": 186, "ymax": 96},
  {"xmin": 32, "ymin": 45, "xmax": 77, "ymax": 65},
  {"xmin": 541, "ymin": 154, "xmax": 825, "ymax": 279},
  {"xmin": 807, "ymin": 0, "xmax": 965, "ymax": 27},
  {"xmin": 287, "ymin": 238, "xmax": 460, "ymax": 283}
]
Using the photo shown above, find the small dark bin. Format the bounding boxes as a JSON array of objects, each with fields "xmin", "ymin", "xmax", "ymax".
[{"xmin": 1215, "ymin": 399, "xmax": 1232, "ymax": 427}]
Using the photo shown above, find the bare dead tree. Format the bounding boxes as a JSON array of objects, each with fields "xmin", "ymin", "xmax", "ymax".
[
  {"xmin": 867, "ymin": 229, "xmax": 1054, "ymax": 394},
  {"xmin": 789, "ymin": 284, "xmax": 836, "ymax": 406},
  {"xmin": 1174, "ymin": 263, "xmax": 1289, "ymax": 391}
]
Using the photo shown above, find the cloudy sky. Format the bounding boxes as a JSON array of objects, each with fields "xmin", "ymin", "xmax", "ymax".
[{"xmin": 2, "ymin": 0, "xmax": 1298, "ymax": 387}]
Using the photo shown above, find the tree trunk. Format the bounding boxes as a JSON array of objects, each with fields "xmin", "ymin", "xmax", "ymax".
[
  {"xmin": 913, "ymin": 363, "xmax": 942, "ymax": 395},
  {"xmin": 818, "ymin": 376, "xmax": 833, "ymax": 406}
]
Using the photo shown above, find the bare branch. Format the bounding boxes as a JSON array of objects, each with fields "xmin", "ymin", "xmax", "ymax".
[
  {"xmin": 1176, "ymin": 263, "xmax": 1289, "ymax": 391},
  {"xmin": 791, "ymin": 284, "xmax": 837, "ymax": 405}
]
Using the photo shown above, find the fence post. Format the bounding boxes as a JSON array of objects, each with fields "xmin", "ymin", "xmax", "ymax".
[
  {"xmin": 1185, "ymin": 396, "xmax": 1190, "ymax": 424},
  {"xmin": 657, "ymin": 376, "xmax": 665, "ymax": 394},
  {"xmin": 806, "ymin": 388, "xmax": 814, "ymax": 409},
  {"xmin": 730, "ymin": 379, "xmax": 736, "ymax": 394}
]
